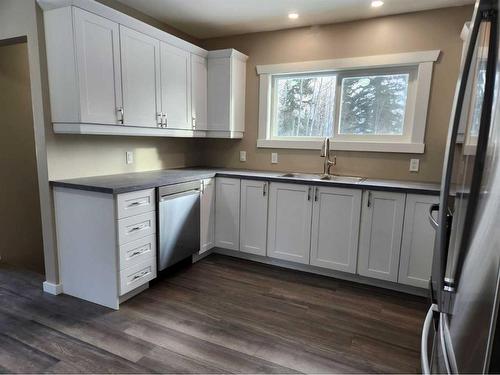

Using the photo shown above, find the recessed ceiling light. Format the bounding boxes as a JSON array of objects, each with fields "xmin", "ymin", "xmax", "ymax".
[
  {"xmin": 288, "ymin": 12, "xmax": 299, "ymax": 20},
  {"xmin": 371, "ymin": 0, "xmax": 384, "ymax": 7}
]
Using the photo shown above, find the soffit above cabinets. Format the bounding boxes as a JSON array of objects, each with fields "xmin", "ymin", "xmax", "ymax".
[{"xmin": 114, "ymin": 0, "xmax": 474, "ymax": 39}]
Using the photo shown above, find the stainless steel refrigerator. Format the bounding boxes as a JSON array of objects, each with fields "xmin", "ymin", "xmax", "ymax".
[{"xmin": 421, "ymin": 0, "xmax": 500, "ymax": 373}]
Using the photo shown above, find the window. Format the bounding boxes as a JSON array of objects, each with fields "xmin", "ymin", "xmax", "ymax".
[
  {"xmin": 257, "ymin": 51, "xmax": 440, "ymax": 153},
  {"xmin": 272, "ymin": 74, "xmax": 336, "ymax": 137}
]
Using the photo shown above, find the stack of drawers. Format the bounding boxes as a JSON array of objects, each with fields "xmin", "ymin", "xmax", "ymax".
[{"xmin": 116, "ymin": 188, "xmax": 157, "ymax": 295}]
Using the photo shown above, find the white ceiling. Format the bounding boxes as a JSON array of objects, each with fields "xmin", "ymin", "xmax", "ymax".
[{"xmin": 116, "ymin": 0, "xmax": 475, "ymax": 39}]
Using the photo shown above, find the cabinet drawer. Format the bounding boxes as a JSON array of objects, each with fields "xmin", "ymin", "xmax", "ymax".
[
  {"xmin": 119, "ymin": 234, "xmax": 156, "ymax": 270},
  {"xmin": 116, "ymin": 189, "xmax": 156, "ymax": 219},
  {"xmin": 118, "ymin": 211, "xmax": 156, "ymax": 245},
  {"xmin": 119, "ymin": 258, "xmax": 156, "ymax": 296}
]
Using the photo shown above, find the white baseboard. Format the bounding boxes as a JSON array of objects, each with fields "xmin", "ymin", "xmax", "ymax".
[{"xmin": 43, "ymin": 281, "xmax": 62, "ymax": 295}]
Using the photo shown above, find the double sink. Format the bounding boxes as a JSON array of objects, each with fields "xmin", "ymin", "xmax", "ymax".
[{"xmin": 279, "ymin": 173, "xmax": 366, "ymax": 184}]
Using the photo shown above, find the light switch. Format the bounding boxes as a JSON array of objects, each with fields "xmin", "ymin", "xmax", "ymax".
[
  {"xmin": 271, "ymin": 152, "xmax": 278, "ymax": 164},
  {"xmin": 409, "ymin": 158, "xmax": 419, "ymax": 172},
  {"xmin": 126, "ymin": 151, "xmax": 134, "ymax": 165},
  {"xmin": 239, "ymin": 151, "xmax": 247, "ymax": 162}
]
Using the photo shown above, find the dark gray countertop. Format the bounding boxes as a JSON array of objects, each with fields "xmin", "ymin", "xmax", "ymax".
[{"xmin": 50, "ymin": 167, "xmax": 441, "ymax": 195}]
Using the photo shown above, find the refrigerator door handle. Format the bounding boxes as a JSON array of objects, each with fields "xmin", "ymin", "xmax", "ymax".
[
  {"xmin": 429, "ymin": 204, "xmax": 440, "ymax": 230},
  {"xmin": 421, "ymin": 304, "xmax": 438, "ymax": 375}
]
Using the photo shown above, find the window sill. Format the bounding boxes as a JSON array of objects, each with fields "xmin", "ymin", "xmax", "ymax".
[{"xmin": 257, "ymin": 139, "xmax": 425, "ymax": 153}]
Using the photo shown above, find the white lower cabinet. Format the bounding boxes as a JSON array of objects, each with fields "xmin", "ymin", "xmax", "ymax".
[
  {"xmin": 200, "ymin": 178, "xmax": 215, "ymax": 254},
  {"xmin": 240, "ymin": 179, "xmax": 268, "ymax": 256},
  {"xmin": 267, "ymin": 182, "xmax": 313, "ymax": 264},
  {"xmin": 215, "ymin": 177, "xmax": 241, "ymax": 250},
  {"xmin": 398, "ymin": 194, "xmax": 439, "ymax": 288},
  {"xmin": 310, "ymin": 186, "xmax": 362, "ymax": 273},
  {"xmin": 53, "ymin": 187, "xmax": 157, "ymax": 310},
  {"xmin": 357, "ymin": 190, "xmax": 406, "ymax": 282}
]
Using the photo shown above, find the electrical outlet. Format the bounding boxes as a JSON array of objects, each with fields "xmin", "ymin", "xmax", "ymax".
[
  {"xmin": 126, "ymin": 151, "xmax": 134, "ymax": 165},
  {"xmin": 271, "ymin": 152, "xmax": 278, "ymax": 164},
  {"xmin": 239, "ymin": 151, "xmax": 247, "ymax": 162},
  {"xmin": 409, "ymin": 158, "xmax": 420, "ymax": 172}
]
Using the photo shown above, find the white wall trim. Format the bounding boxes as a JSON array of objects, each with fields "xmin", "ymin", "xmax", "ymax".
[
  {"xmin": 257, "ymin": 139, "xmax": 425, "ymax": 153},
  {"xmin": 257, "ymin": 50, "xmax": 439, "ymax": 153},
  {"xmin": 256, "ymin": 50, "xmax": 440, "ymax": 75},
  {"xmin": 43, "ymin": 281, "xmax": 63, "ymax": 295}
]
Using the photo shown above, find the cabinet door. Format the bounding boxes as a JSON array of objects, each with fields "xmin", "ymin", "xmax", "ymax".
[
  {"xmin": 160, "ymin": 42, "xmax": 191, "ymax": 130},
  {"xmin": 358, "ymin": 190, "xmax": 405, "ymax": 282},
  {"xmin": 73, "ymin": 7, "xmax": 122, "ymax": 124},
  {"xmin": 398, "ymin": 194, "xmax": 439, "ymax": 288},
  {"xmin": 215, "ymin": 178, "xmax": 241, "ymax": 250},
  {"xmin": 191, "ymin": 54, "xmax": 207, "ymax": 131},
  {"xmin": 120, "ymin": 26, "xmax": 160, "ymax": 127},
  {"xmin": 267, "ymin": 182, "xmax": 312, "ymax": 264},
  {"xmin": 200, "ymin": 178, "xmax": 215, "ymax": 254},
  {"xmin": 310, "ymin": 186, "xmax": 361, "ymax": 273},
  {"xmin": 240, "ymin": 180, "xmax": 268, "ymax": 256}
]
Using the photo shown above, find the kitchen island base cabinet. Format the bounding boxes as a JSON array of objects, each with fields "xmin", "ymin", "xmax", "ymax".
[
  {"xmin": 357, "ymin": 190, "xmax": 406, "ymax": 282},
  {"xmin": 398, "ymin": 194, "xmax": 439, "ymax": 288},
  {"xmin": 310, "ymin": 187, "xmax": 362, "ymax": 273},
  {"xmin": 215, "ymin": 178, "xmax": 241, "ymax": 250},
  {"xmin": 240, "ymin": 180, "xmax": 269, "ymax": 256},
  {"xmin": 267, "ymin": 183, "xmax": 312, "ymax": 264}
]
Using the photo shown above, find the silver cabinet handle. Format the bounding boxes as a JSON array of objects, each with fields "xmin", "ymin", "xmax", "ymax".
[
  {"xmin": 314, "ymin": 186, "xmax": 318, "ymax": 202},
  {"xmin": 157, "ymin": 112, "xmax": 163, "ymax": 127},
  {"xmin": 163, "ymin": 113, "xmax": 168, "ymax": 128},
  {"xmin": 263, "ymin": 182, "xmax": 267, "ymax": 196},
  {"xmin": 307, "ymin": 186, "xmax": 312, "ymax": 201},
  {"xmin": 192, "ymin": 116, "xmax": 196, "ymax": 130},
  {"xmin": 129, "ymin": 223, "xmax": 146, "ymax": 233},
  {"xmin": 429, "ymin": 204, "xmax": 439, "ymax": 230},
  {"xmin": 367, "ymin": 191, "xmax": 372, "ymax": 207},
  {"xmin": 116, "ymin": 107, "xmax": 124, "ymax": 124},
  {"xmin": 131, "ymin": 270, "xmax": 149, "ymax": 281}
]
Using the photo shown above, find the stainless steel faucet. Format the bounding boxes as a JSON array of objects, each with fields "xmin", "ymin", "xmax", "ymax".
[{"xmin": 321, "ymin": 138, "xmax": 336, "ymax": 176}]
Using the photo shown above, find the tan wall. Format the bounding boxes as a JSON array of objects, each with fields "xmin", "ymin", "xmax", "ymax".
[
  {"xmin": 0, "ymin": 42, "xmax": 44, "ymax": 273},
  {"xmin": 201, "ymin": 6, "xmax": 473, "ymax": 183}
]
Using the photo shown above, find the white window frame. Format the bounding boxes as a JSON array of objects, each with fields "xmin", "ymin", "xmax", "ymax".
[{"xmin": 256, "ymin": 50, "xmax": 440, "ymax": 153}]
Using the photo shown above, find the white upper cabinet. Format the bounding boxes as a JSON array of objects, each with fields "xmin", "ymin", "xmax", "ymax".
[
  {"xmin": 215, "ymin": 178, "xmax": 241, "ymax": 251},
  {"xmin": 358, "ymin": 190, "xmax": 406, "ymax": 282},
  {"xmin": 398, "ymin": 194, "xmax": 438, "ymax": 288},
  {"xmin": 160, "ymin": 42, "xmax": 191, "ymax": 130},
  {"xmin": 267, "ymin": 182, "xmax": 312, "ymax": 264},
  {"xmin": 200, "ymin": 178, "xmax": 215, "ymax": 254},
  {"xmin": 73, "ymin": 8, "xmax": 122, "ymax": 125},
  {"xmin": 120, "ymin": 26, "xmax": 161, "ymax": 128},
  {"xmin": 240, "ymin": 180, "xmax": 268, "ymax": 256},
  {"xmin": 41, "ymin": 2, "xmax": 246, "ymax": 138},
  {"xmin": 191, "ymin": 54, "xmax": 208, "ymax": 131},
  {"xmin": 207, "ymin": 49, "xmax": 248, "ymax": 138},
  {"xmin": 310, "ymin": 186, "xmax": 362, "ymax": 274}
]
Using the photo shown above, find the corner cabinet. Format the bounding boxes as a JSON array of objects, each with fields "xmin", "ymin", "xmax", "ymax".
[
  {"xmin": 200, "ymin": 178, "xmax": 215, "ymax": 254},
  {"xmin": 41, "ymin": 2, "xmax": 247, "ymax": 138},
  {"xmin": 357, "ymin": 190, "xmax": 406, "ymax": 282}
]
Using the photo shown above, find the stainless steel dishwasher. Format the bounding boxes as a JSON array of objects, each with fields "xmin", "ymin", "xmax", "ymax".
[{"xmin": 158, "ymin": 181, "xmax": 200, "ymax": 271}]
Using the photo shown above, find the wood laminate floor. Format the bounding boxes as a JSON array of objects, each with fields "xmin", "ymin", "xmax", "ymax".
[{"xmin": 0, "ymin": 254, "xmax": 428, "ymax": 374}]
